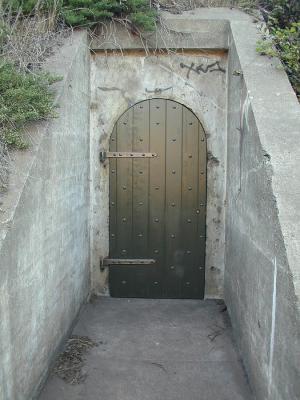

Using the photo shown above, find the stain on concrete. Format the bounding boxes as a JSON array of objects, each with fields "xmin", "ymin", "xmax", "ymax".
[{"xmin": 207, "ymin": 151, "xmax": 220, "ymax": 166}]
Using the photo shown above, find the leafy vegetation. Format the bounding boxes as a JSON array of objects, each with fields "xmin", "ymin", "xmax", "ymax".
[
  {"xmin": 0, "ymin": 63, "xmax": 59, "ymax": 148},
  {"xmin": 255, "ymin": 0, "xmax": 300, "ymax": 98},
  {"xmin": 2, "ymin": 0, "xmax": 157, "ymax": 30},
  {"xmin": 62, "ymin": 0, "xmax": 156, "ymax": 30},
  {"xmin": 259, "ymin": 0, "xmax": 300, "ymax": 28}
]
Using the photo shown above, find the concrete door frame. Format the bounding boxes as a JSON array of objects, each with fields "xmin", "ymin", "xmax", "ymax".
[{"xmin": 90, "ymin": 48, "xmax": 227, "ymax": 299}]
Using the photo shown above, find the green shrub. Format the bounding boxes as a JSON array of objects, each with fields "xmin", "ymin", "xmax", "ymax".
[
  {"xmin": 0, "ymin": 63, "xmax": 60, "ymax": 148},
  {"xmin": 2, "ymin": 0, "xmax": 157, "ymax": 30},
  {"xmin": 256, "ymin": 0, "xmax": 300, "ymax": 98},
  {"xmin": 272, "ymin": 23, "xmax": 300, "ymax": 94},
  {"xmin": 260, "ymin": 0, "xmax": 300, "ymax": 28},
  {"xmin": 62, "ymin": 0, "xmax": 156, "ymax": 29}
]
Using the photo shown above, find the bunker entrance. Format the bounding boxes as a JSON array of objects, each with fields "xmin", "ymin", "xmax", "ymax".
[{"xmin": 103, "ymin": 99, "xmax": 207, "ymax": 298}]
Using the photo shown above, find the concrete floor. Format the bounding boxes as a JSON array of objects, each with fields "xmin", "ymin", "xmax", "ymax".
[{"xmin": 39, "ymin": 298, "xmax": 253, "ymax": 400}]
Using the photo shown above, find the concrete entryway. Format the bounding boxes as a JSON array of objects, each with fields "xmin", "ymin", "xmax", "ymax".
[{"xmin": 39, "ymin": 298, "xmax": 253, "ymax": 400}]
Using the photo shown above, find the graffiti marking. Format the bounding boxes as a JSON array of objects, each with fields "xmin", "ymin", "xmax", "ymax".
[{"xmin": 180, "ymin": 61, "xmax": 225, "ymax": 79}]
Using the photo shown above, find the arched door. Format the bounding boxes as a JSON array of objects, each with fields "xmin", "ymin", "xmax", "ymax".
[{"xmin": 107, "ymin": 99, "xmax": 206, "ymax": 298}]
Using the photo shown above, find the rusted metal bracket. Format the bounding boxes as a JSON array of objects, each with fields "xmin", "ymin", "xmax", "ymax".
[
  {"xmin": 100, "ymin": 151, "xmax": 157, "ymax": 163},
  {"xmin": 100, "ymin": 258, "xmax": 156, "ymax": 270}
]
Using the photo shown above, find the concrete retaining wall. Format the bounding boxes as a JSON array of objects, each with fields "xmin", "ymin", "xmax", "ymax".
[
  {"xmin": 225, "ymin": 14, "xmax": 300, "ymax": 400},
  {"xmin": 0, "ymin": 31, "xmax": 90, "ymax": 400}
]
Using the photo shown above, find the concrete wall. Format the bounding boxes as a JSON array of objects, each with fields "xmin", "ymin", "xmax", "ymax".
[
  {"xmin": 90, "ymin": 46, "xmax": 227, "ymax": 298},
  {"xmin": 225, "ymin": 16, "xmax": 300, "ymax": 400},
  {"xmin": 0, "ymin": 31, "xmax": 90, "ymax": 400}
]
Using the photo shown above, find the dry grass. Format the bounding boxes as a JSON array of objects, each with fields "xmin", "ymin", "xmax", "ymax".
[
  {"xmin": 52, "ymin": 335, "xmax": 98, "ymax": 385},
  {"xmin": 1, "ymin": 13, "xmax": 70, "ymax": 72},
  {"xmin": 156, "ymin": 0, "xmax": 258, "ymax": 12}
]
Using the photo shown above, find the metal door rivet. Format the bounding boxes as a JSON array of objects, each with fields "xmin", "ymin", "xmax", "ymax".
[
  {"xmin": 200, "ymin": 235, "xmax": 205, "ymax": 238},
  {"xmin": 186, "ymin": 282, "xmax": 191, "ymax": 286},
  {"xmin": 172, "ymin": 170, "xmax": 176, "ymax": 174},
  {"xmin": 189, "ymin": 122, "xmax": 193, "ymax": 125},
  {"xmin": 122, "ymin": 250, "xmax": 127, "ymax": 253},
  {"xmin": 201, "ymin": 138, "xmax": 205, "ymax": 142},
  {"xmin": 122, "ymin": 218, "xmax": 127, "ymax": 222},
  {"xmin": 186, "ymin": 250, "xmax": 191, "ymax": 254},
  {"xmin": 156, "ymin": 122, "xmax": 160, "ymax": 125},
  {"xmin": 156, "ymin": 106, "xmax": 160, "ymax": 109},
  {"xmin": 155, "ymin": 187, "xmax": 159, "ymax": 190},
  {"xmin": 123, "ymin": 122, "xmax": 127, "ymax": 125},
  {"xmin": 200, "ymin": 203, "xmax": 204, "ymax": 206},
  {"xmin": 139, "ymin": 171, "xmax": 143, "ymax": 174},
  {"xmin": 201, "ymin": 171, "xmax": 204, "ymax": 175},
  {"xmin": 171, "ymin": 234, "xmax": 175, "ymax": 238},
  {"xmin": 170, "ymin": 266, "xmax": 175, "ymax": 270},
  {"xmin": 140, "ymin": 138, "xmax": 143, "ymax": 142},
  {"xmin": 154, "ymin": 281, "xmax": 158, "ymax": 285},
  {"xmin": 122, "ymin": 280, "xmax": 127, "ymax": 284},
  {"xmin": 154, "ymin": 250, "xmax": 159, "ymax": 254},
  {"xmin": 188, "ymin": 187, "xmax": 192, "ymax": 191},
  {"xmin": 154, "ymin": 218, "xmax": 159, "ymax": 222},
  {"xmin": 188, "ymin": 154, "xmax": 192, "ymax": 158},
  {"xmin": 111, "ymin": 234, "xmax": 115, "ymax": 238},
  {"xmin": 199, "ymin": 266, "xmax": 204, "ymax": 270},
  {"xmin": 172, "ymin": 138, "xmax": 176, "ymax": 142},
  {"xmin": 196, "ymin": 209, "xmax": 200, "ymax": 214},
  {"xmin": 138, "ymin": 233, "xmax": 143, "ymax": 237},
  {"xmin": 187, "ymin": 219, "xmax": 191, "ymax": 223},
  {"xmin": 171, "ymin": 203, "xmax": 175, "ymax": 207},
  {"xmin": 139, "ymin": 201, "xmax": 143, "ymax": 205},
  {"xmin": 123, "ymin": 186, "xmax": 126, "ymax": 190},
  {"xmin": 111, "ymin": 201, "xmax": 115, "ymax": 206}
]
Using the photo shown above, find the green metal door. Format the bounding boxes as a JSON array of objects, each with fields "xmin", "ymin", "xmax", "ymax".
[{"xmin": 107, "ymin": 99, "xmax": 206, "ymax": 298}]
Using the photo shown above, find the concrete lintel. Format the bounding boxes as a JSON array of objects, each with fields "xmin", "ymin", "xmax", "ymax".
[{"xmin": 90, "ymin": 8, "xmax": 254, "ymax": 51}]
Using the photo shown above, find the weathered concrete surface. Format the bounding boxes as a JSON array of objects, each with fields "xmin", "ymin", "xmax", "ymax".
[
  {"xmin": 225, "ymin": 17, "xmax": 300, "ymax": 400},
  {"xmin": 0, "ymin": 31, "xmax": 90, "ymax": 400},
  {"xmin": 39, "ymin": 298, "xmax": 253, "ymax": 400},
  {"xmin": 90, "ymin": 49, "xmax": 227, "ymax": 299}
]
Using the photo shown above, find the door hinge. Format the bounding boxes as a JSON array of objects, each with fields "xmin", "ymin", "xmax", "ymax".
[
  {"xmin": 100, "ymin": 151, "xmax": 157, "ymax": 163},
  {"xmin": 100, "ymin": 258, "xmax": 156, "ymax": 270}
]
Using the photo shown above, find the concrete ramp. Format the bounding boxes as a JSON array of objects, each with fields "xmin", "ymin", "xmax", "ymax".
[{"xmin": 39, "ymin": 298, "xmax": 252, "ymax": 400}]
